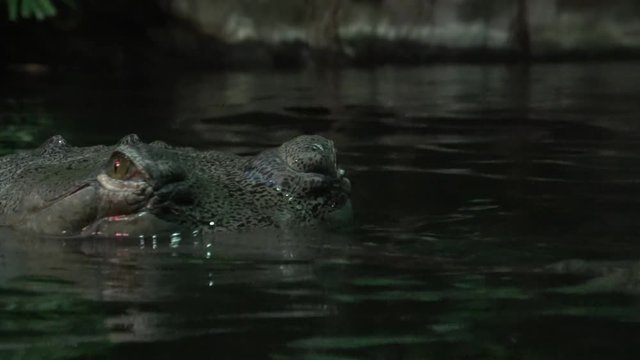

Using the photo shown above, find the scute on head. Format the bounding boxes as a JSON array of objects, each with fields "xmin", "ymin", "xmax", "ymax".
[
  {"xmin": 36, "ymin": 135, "xmax": 69, "ymax": 157},
  {"xmin": 150, "ymin": 140, "xmax": 172, "ymax": 149},
  {"xmin": 118, "ymin": 134, "xmax": 142, "ymax": 146},
  {"xmin": 41, "ymin": 135, "xmax": 68, "ymax": 148}
]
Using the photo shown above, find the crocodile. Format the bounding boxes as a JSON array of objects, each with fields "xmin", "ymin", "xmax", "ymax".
[{"xmin": 0, "ymin": 134, "xmax": 351, "ymax": 236}]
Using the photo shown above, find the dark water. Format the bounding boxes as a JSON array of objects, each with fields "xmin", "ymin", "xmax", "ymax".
[{"xmin": 2, "ymin": 63, "xmax": 640, "ymax": 359}]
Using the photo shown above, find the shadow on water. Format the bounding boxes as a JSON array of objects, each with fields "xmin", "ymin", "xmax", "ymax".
[{"xmin": 2, "ymin": 63, "xmax": 640, "ymax": 358}]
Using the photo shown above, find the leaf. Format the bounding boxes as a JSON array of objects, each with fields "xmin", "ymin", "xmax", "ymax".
[
  {"xmin": 38, "ymin": 0, "xmax": 57, "ymax": 17},
  {"xmin": 7, "ymin": 0, "xmax": 63, "ymax": 20},
  {"xmin": 8, "ymin": 0, "xmax": 19, "ymax": 21},
  {"xmin": 21, "ymin": 0, "xmax": 32, "ymax": 19},
  {"xmin": 31, "ymin": 0, "xmax": 46, "ymax": 20}
]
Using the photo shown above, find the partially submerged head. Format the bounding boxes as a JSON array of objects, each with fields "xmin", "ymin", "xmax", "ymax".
[{"xmin": 0, "ymin": 134, "xmax": 352, "ymax": 236}]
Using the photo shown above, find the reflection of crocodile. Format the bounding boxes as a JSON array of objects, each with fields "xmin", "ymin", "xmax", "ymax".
[
  {"xmin": 0, "ymin": 134, "xmax": 351, "ymax": 236},
  {"xmin": 546, "ymin": 259, "xmax": 640, "ymax": 294}
]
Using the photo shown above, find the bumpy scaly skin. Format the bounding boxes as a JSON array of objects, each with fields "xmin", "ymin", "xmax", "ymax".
[
  {"xmin": 0, "ymin": 134, "xmax": 351, "ymax": 236},
  {"xmin": 243, "ymin": 135, "xmax": 345, "ymax": 196}
]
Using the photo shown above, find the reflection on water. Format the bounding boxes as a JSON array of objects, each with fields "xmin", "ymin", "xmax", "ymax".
[{"xmin": 2, "ymin": 63, "xmax": 640, "ymax": 359}]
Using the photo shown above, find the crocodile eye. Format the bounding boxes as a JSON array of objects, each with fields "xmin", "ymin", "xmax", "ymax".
[{"xmin": 107, "ymin": 153, "xmax": 142, "ymax": 180}]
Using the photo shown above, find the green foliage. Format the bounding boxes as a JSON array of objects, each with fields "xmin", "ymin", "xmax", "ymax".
[
  {"xmin": 4, "ymin": 0, "xmax": 75, "ymax": 21},
  {"xmin": 0, "ymin": 100, "xmax": 54, "ymax": 155}
]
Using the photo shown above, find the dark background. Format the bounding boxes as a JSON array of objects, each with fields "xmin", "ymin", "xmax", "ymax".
[
  {"xmin": 2, "ymin": 0, "xmax": 640, "ymax": 73},
  {"xmin": 2, "ymin": 2, "xmax": 640, "ymax": 359}
]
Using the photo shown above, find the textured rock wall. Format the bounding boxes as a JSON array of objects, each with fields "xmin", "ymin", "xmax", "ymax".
[
  {"xmin": 3, "ymin": 0, "xmax": 639, "ymax": 71},
  {"xmin": 170, "ymin": 0, "xmax": 640, "ymax": 55}
]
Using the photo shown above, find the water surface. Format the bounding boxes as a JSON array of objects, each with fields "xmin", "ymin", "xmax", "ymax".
[{"xmin": 2, "ymin": 63, "xmax": 640, "ymax": 359}]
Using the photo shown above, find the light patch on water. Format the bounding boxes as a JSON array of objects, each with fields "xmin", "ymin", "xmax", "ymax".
[
  {"xmin": 350, "ymin": 277, "xmax": 424, "ymax": 287},
  {"xmin": 538, "ymin": 306, "xmax": 640, "ymax": 321},
  {"xmin": 288, "ymin": 335, "xmax": 428, "ymax": 350}
]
